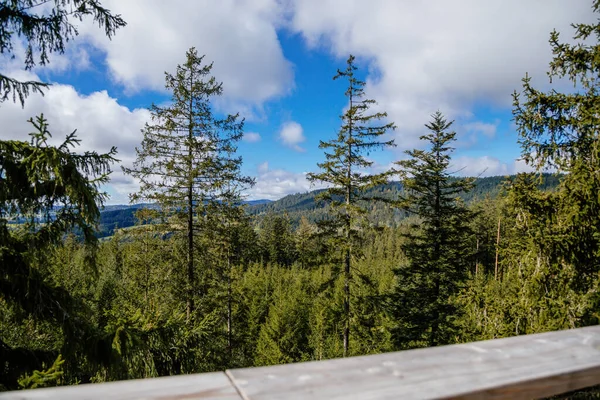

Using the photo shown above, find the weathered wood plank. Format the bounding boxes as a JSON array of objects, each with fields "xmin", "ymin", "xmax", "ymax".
[
  {"xmin": 0, "ymin": 371, "xmax": 242, "ymax": 400},
  {"xmin": 227, "ymin": 326, "xmax": 600, "ymax": 400},
  {"xmin": 3, "ymin": 326, "xmax": 600, "ymax": 399}
]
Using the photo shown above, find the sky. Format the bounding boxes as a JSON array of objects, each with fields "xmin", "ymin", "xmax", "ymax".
[{"xmin": 0, "ymin": 0, "xmax": 595, "ymax": 204}]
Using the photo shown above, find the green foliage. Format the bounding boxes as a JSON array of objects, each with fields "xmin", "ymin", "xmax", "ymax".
[
  {"xmin": 246, "ymin": 175, "xmax": 560, "ymax": 231},
  {"xmin": 255, "ymin": 268, "xmax": 311, "ymax": 365},
  {"xmin": 258, "ymin": 213, "xmax": 297, "ymax": 266},
  {"xmin": 509, "ymin": 0, "xmax": 600, "ymax": 327},
  {"xmin": 0, "ymin": 0, "xmax": 126, "ymax": 106},
  {"xmin": 124, "ymin": 47, "xmax": 254, "ymax": 319},
  {"xmin": 0, "ymin": 115, "xmax": 117, "ymax": 390},
  {"xmin": 307, "ymin": 54, "xmax": 396, "ymax": 356},
  {"xmin": 390, "ymin": 112, "xmax": 474, "ymax": 348},
  {"xmin": 18, "ymin": 355, "xmax": 64, "ymax": 389}
]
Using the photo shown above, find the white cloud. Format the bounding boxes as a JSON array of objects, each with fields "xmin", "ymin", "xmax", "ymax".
[
  {"xmin": 286, "ymin": 0, "xmax": 594, "ymax": 149},
  {"xmin": 248, "ymin": 162, "xmax": 327, "ymax": 200},
  {"xmin": 278, "ymin": 121, "xmax": 306, "ymax": 151},
  {"xmin": 0, "ymin": 73, "xmax": 150, "ymax": 204},
  {"xmin": 451, "ymin": 155, "xmax": 549, "ymax": 177},
  {"xmin": 243, "ymin": 132, "xmax": 262, "ymax": 143},
  {"xmin": 76, "ymin": 0, "xmax": 293, "ymax": 116},
  {"xmin": 452, "ymin": 156, "xmax": 510, "ymax": 177}
]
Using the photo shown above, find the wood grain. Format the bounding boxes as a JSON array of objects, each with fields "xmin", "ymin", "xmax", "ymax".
[
  {"xmin": 228, "ymin": 326, "xmax": 600, "ymax": 400},
  {"xmin": 3, "ymin": 326, "xmax": 600, "ymax": 399}
]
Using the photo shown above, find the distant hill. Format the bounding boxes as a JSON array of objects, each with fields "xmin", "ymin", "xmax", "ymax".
[
  {"xmin": 97, "ymin": 199, "xmax": 272, "ymax": 238},
  {"xmin": 245, "ymin": 174, "xmax": 562, "ymax": 227},
  {"xmin": 97, "ymin": 175, "xmax": 560, "ymax": 236},
  {"xmin": 244, "ymin": 199, "xmax": 273, "ymax": 206}
]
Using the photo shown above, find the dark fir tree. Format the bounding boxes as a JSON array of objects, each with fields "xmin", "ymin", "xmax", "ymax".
[
  {"xmin": 0, "ymin": 0, "xmax": 125, "ymax": 106},
  {"xmin": 123, "ymin": 48, "xmax": 253, "ymax": 320},
  {"xmin": 307, "ymin": 54, "xmax": 396, "ymax": 356},
  {"xmin": 390, "ymin": 112, "xmax": 473, "ymax": 348},
  {"xmin": 0, "ymin": 115, "xmax": 117, "ymax": 389}
]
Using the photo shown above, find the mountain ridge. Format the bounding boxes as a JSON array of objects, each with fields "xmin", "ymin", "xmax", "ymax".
[{"xmin": 98, "ymin": 174, "xmax": 560, "ymax": 236}]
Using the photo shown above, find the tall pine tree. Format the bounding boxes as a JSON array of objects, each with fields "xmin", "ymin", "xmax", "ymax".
[
  {"xmin": 124, "ymin": 48, "xmax": 253, "ymax": 320},
  {"xmin": 390, "ymin": 111, "xmax": 473, "ymax": 348},
  {"xmin": 307, "ymin": 54, "xmax": 396, "ymax": 356}
]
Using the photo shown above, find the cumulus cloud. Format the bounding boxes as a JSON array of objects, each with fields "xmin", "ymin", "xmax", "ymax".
[
  {"xmin": 0, "ymin": 73, "xmax": 150, "ymax": 204},
  {"xmin": 248, "ymin": 162, "xmax": 327, "ymax": 200},
  {"xmin": 286, "ymin": 0, "xmax": 594, "ymax": 149},
  {"xmin": 452, "ymin": 156, "xmax": 510, "ymax": 177},
  {"xmin": 278, "ymin": 121, "xmax": 306, "ymax": 151},
  {"xmin": 451, "ymin": 155, "xmax": 547, "ymax": 177},
  {"xmin": 243, "ymin": 132, "xmax": 262, "ymax": 143},
  {"xmin": 76, "ymin": 0, "xmax": 293, "ymax": 116}
]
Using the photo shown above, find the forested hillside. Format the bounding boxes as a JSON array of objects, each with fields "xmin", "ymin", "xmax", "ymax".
[
  {"xmin": 2, "ymin": 1, "xmax": 600, "ymax": 397},
  {"xmin": 97, "ymin": 200, "xmax": 271, "ymax": 238},
  {"xmin": 96, "ymin": 175, "xmax": 558, "ymax": 237},
  {"xmin": 246, "ymin": 174, "xmax": 561, "ymax": 227}
]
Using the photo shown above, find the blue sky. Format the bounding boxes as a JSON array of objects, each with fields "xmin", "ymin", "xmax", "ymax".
[{"xmin": 0, "ymin": 0, "xmax": 594, "ymax": 203}]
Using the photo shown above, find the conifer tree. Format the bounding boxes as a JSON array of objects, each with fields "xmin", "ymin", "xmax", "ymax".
[
  {"xmin": 510, "ymin": 0, "xmax": 600, "ymax": 326},
  {"xmin": 307, "ymin": 54, "xmax": 396, "ymax": 356},
  {"xmin": 0, "ymin": 114, "xmax": 117, "ymax": 389},
  {"xmin": 390, "ymin": 112, "xmax": 473, "ymax": 348},
  {"xmin": 124, "ymin": 48, "xmax": 253, "ymax": 320},
  {"xmin": 259, "ymin": 213, "xmax": 296, "ymax": 267},
  {"xmin": 200, "ymin": 182, "xmax": 255, "ymax": 367},
  {"xmin": 295, "ymin": 216, "xmax": 318, "ymax": 268}
]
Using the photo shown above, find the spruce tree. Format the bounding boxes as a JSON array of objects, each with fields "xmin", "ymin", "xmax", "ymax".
[
  {"xmin": 390, "ymin": 111, "xmax": 473, "ymax": 348},
  {"xmin": 0, "ymin": 114, "xmax": 117, "ymax": 389},
  {"xmin": 307, "ymin": 54, "xmax": 396, "ymax": 356},
  {"xmin": 124, "ymin": 48, "xmax": 254, "ymax": 320}
]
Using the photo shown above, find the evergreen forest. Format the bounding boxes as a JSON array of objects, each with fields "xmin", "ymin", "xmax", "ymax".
[{"xmin": 2, "ymin": 1, "xmax": 600, "ymax": 397}]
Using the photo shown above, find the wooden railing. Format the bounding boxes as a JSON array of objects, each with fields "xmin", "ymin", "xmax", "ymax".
[{"xmin": 2, "ymin": 326, "xmax": 600, "ymax": 399}]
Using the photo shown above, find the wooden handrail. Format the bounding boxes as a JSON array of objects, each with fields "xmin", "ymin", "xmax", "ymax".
[{"xmin": 2, "ymin": 326, "xmax": 600, "ymax": 399}]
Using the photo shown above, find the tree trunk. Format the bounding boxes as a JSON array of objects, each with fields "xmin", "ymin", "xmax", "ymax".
[
  {"xmin": 343, "ymin": 91, "xmax": 353, "ymax": 358},
  {"xmin": 475, "ymin": 238, "xmax": 479, "ymax": 276},
  {"xmin": 431, "ymin": 158, "xmax": 441, "ymax": 348},
  {"xmin": 227, "ymin": 251, "xmax": 232, "ymax": 364},
  {"xmin": 144, "ymin": 237, "xmax": 149, "ymax": 308},
  {"xmin": 494, "ymin": 217, "xmax": 501, "ymax": 281},
  {"xmin": 186, "ymin": 72, "xmax": 195, "ymax": 322}
]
